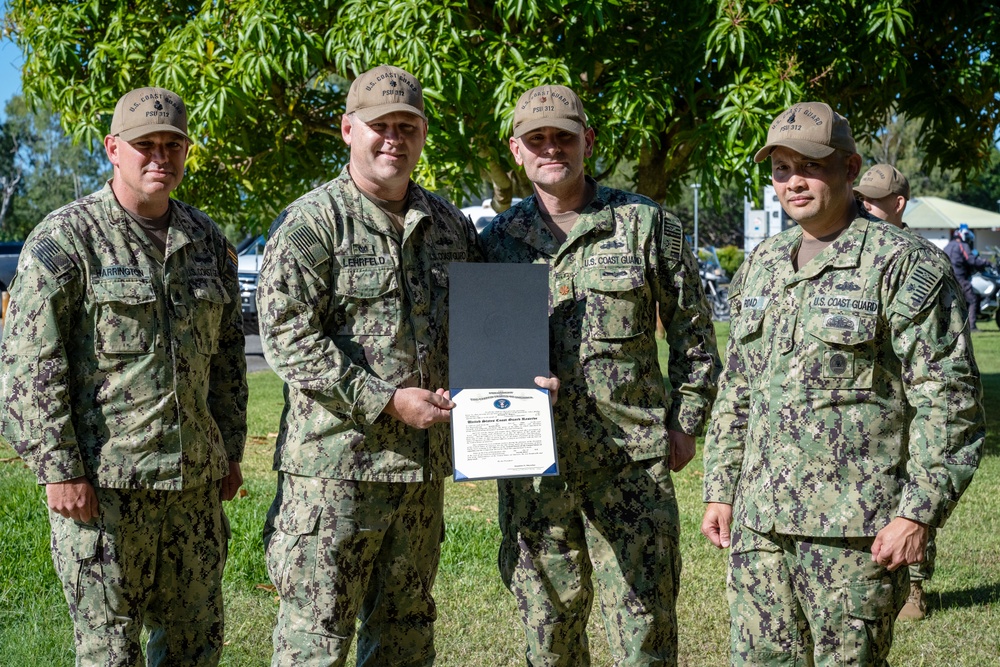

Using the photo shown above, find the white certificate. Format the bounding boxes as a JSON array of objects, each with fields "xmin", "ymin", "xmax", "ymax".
[{"xmin": 450, "ymin": 387, "xmax": 558, "ymax": 481}]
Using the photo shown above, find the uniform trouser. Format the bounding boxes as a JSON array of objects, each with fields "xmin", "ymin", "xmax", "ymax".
[
  {"xmin": 959, "ymin": 279, "xmax": 978, "ymax": 327},
  {"xmin": 497, "ymin": 458, "xmax": 681, "ymax": 667},
  {"xmin": 908, "ymin": 527, "xmax": 936, "ymax": 582},
  {"xmin": 727, "ymin": 526, "xmax": 909, "ymax": 667},
  {"xmin": 264, "ymin": 472, "xmax": 444, "ymax": 667},
  {"xmin": 49, "ymin": 482, "xmax": 229, "ymax": 667}
]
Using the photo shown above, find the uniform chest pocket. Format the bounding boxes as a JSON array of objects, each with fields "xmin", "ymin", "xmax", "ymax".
[
  {"xmin": 91, "ymin": 279, "xmax": 156, "ymax": 354},
  {"xmin": 732, "ymin": 309, "xmax": 764, "ymax": 342},
  {"xmin": 190, "ymin": 277, "xmax": 230, "ymax": 355},
  {"xmin": 334, "ymin": 267, "xmax": 399, "ymax": 336},
  {"xmin": 581, "ymin": 265, "xmax": 648, "ymax": 340},
  {"xmin": 730, "ymin": 309, "xmax": 768, "ymax": 382},
  {"xmin": 801, "ymin": 312, "xmax": 877, "ymax": 390}
]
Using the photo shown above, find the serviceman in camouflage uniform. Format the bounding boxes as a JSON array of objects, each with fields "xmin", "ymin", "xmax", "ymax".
[
  {"xmin": 481, "ymin": 84, "xmax": 721, "ymax": 666},
  {"xmin": 854, "ymin": 163, "xmax": 967, "ymax": 621},
  {"xmin": 0, "ymin": 87, "xmax": 247, "ymax": 666},
  {"xmin": 257, "ymin": 65, "xmax": 488, "ymax": 666},
  {"xmin": 854, "ymin": 164, "xmax": 910, "ymax": 231},
  {"xmin": 701, "ymin": 102, "xmax": 984, "ymax": 665}
]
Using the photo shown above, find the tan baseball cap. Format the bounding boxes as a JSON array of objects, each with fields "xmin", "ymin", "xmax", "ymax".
[
  {"xmin": 512, "ymin": 85, "xmax": 587, "ymax": 138},
  {"xmin": 753, "ymin": 102, "xmax": 855, "ymax": 163},
  {"xmin": 345, "ymin": 65, "xmax": 426, "ymax": 122},
  {"xmin": 854, "ymin": 164, "xmax": 910, "ymax": 200},
  {"xmin": 110, "ymin": 87, "xmax": 190, "ymax": 142}
]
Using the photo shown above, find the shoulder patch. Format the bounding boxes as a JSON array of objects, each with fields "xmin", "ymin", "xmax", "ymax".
[
  {"xmin": 31, "ymin": 237, "xmax": 74, "ymax": 278},
  {"xmin": 225, "ymin": 243, "xmax": 238, "ymax": 273},
  {"xmin": 287, "ymin": 225, "xmax": 329, "ymax": 268},
  {"xmin": 662, "ymin": 215, "xmax": 683, "ymax": 263},
  {"xmin": 891, "ymin": 262, "xmax": 944, "ymax": 318}
]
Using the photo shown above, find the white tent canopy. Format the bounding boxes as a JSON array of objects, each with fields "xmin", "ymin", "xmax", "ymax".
[
  {"xmin": 903, "ymin": 196, "xmax": 1000, "ymax": 230},
  {"xmin": 903, "ymin": 196, "xmax": 1000, "ymax": 250}
]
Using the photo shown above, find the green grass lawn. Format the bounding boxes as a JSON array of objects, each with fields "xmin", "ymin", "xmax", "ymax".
[{"xmin": 2, "ymin": 320, "xmax": 999, "ymax": 665}]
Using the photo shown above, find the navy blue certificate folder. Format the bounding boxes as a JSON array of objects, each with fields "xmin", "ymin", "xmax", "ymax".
[{"xmin": 448, "ymin": 263, "xmax": 550, "ymax": 389}]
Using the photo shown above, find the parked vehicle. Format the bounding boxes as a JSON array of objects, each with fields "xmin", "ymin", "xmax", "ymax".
[
  {"xmin": 0, "ymin": 242, "xmax": 24, "ymax": 291},
  {"xmin": 699, "ymin": 258, "xmax": 731, "ymax": 321},
  {"xmin": 971, "ymin": 255, "xmax": 1000, "ymax": 327},
  {"xmin": 460, "ymin": 198, "xmax": 522, "ymax": 233},
  {"xmin": 237, "ymin": 235, "xmax": 266, "ymax": 335}
]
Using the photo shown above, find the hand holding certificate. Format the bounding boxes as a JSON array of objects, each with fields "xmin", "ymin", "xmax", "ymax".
[{"xmin": 448, "ymin": 263, "xmax": 557, "ymax": 481}]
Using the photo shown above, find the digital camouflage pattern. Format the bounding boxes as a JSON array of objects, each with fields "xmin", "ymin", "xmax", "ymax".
[
  {"xmin": 257, "ymin": 167, "xmax": 482, "ymax": 482},
  {"xmin": 727, "ymin": 526, "xmax": 908, "ymax": 666},
  {"xmin": 498, "ymin": 459, "xmax": 681, "ymax": 667},
  {"xmin": 898, "ymin": 223, "xmax": 951, "ymax": 584},
  {"xmin": 258, "ymin": 167, "xmax": 480, "ymax": 665},
  {"xmin": 51, "ymin": 483, "xmax": 230, "ymax": 666},
  {"xmin": 704, "ymin": 214, "xmax": 984, "ymax": 536},
  {"xmin": 892, "ymin": 223, "xmax": 958, "ymax": 583},
  {"xmin": 704, "ymin": 213, "xmax": 983, "ymax": 664},
  {"xmin": 483, "ymin": 182, "xmax": 720, "ymax": 667},
  {"xmin": 265, "ymin": 473, "xmax": 443, "ymax": 667},
  {"xmin": 0, "ymin": 181, "xmax": 247, "ymax": 488},
  {"xmin": 0, "ymin": 182, "xmax": 246, "ymax": 666},
  {"xmin": 481, "ymin": 181, "xmax": 720, "ymax": 470}
]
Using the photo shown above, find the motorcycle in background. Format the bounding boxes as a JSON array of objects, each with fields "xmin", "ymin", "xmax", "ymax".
[
  {"xmin": 971, "ymin": 248, "xmax": 1000, "ymax": 327},
  {"xmin": 699, "ymin": 260, "xmax": 731, "ymax": 321}
]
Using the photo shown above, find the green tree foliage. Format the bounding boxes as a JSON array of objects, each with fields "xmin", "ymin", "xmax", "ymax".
[
  {"xmin": 0, "ymin": 95, "xmax": 109, "ymax": 240},
  {"xmin": 715, "ymin": 245, "xmax": 744, "ymax": 278},
  {"xmin": 857, "ymin": 114, "xmax": 1000, "ymax": 212},
  {"xmin": 5, "ymin": 1, "xmax": 999, "ymax": 235}
]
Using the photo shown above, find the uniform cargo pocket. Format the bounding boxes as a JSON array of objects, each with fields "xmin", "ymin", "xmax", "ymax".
[
  {"xmin": 53, "ymin": 522, "xmax": 109, "ymax": 631},
  {"xmin": 581, "ymin": 265, "xmax": 647, "ymax": 339},
  {"xmin": 802, "ymin": 313, "xmax": 876, "ymax": 390},
  {"xmin": 732, "ymin": 309, "xmax": 764, "ymax": 342},
  {"xmin": 334, "ymin": 267, "xmax": 399, "ymax": 336},
  {"xmin": 266, "ymin": 500, "xmax": 322, "ymax": 605},
  {"xmin": 91, "ymin": 279, "xmax": 156, "ymax": 354},
  {"xmin": 840, "ymin": 577, "xmax": 899, "ymax": 664},
  {"xmin": 191, "ymin": 277, "xmax": 229, "ymax": 354}
]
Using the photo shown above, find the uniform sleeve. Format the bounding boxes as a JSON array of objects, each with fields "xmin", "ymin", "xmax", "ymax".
[
  {"xmin": 702, "ymin": 262, "xmax": 749, "ymax": 504},
  {"xmin": 208, "ymin": 238, "xmax": 248, "ymax": 462},
  {"xmin": 653, "ymin": 210, "xmax": 721, "ymax": 436},
  {"xmin": 461, "ymin": 212, "xmax": 486, "ymax": 263},
  {"xmin": 887, "ymin": 250, "xmax": 984, "ymax": 527},
  {"xmin": 0, "ymin": 230, "xmax": 86, "ymax": 484},
  {"xmin": 257, "ymin": 211, "xmax": 396, "ymax": 425}
]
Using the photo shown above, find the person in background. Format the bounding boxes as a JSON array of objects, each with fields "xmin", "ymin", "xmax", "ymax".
[
  {"xmin": 855, "ymin": 163, "xmax": 969, "ymax": 620},
  {"xmin": 944, "ymin": 224, "xmax": 991, "ymax": 331},
  {"xmin": 853, "ymin": 163, "xmax": 909, "ymax": 228}
]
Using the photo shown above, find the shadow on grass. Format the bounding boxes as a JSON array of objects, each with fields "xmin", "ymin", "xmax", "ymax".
[{"xmin": 928, "ymin": 583, "xmax": 1000, "ymax": 612}]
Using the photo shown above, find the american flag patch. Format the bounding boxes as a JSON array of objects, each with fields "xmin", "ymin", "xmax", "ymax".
[
  {"xmin": 906, "ymin": 265, "xmax": 941, "ymax": 311},
  {"xmin": 31, "ymin": 237, "xmax": 73, "ymax": 277}
]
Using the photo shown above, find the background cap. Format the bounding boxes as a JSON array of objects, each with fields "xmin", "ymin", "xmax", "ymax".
[
  {"xmin": 110, "ymin": 87, "xmax": 189, "ymax": 142},
  {"xmin": 753, "ymin": 102, "xmax": 855, "ymax": 163},
  {"xmin": 346, "ymin": 65, "xmax": 426, "ymax": 122},
  {"xmin": 512, "ymin": 85, "xmax": 587, "ymax": 138},
  {"xmin": 854, "ymin": 163, "xmax": 910, "ymax": 200}
]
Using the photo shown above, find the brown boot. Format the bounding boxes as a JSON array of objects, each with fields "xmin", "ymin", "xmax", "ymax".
[{"xmin": 898, "ymin": 581, "xmax": 927, "ymax": 621}]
